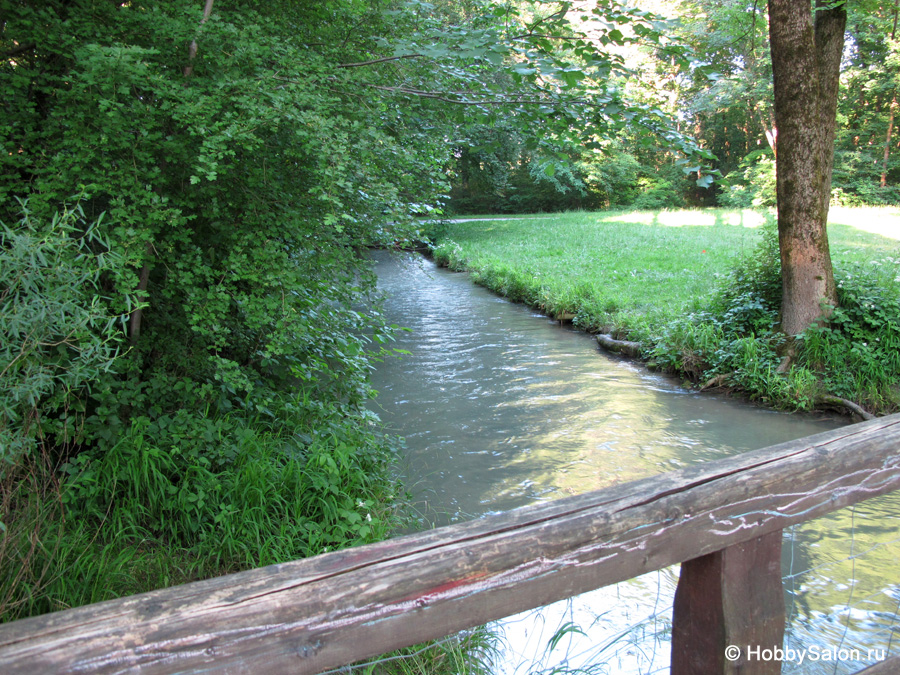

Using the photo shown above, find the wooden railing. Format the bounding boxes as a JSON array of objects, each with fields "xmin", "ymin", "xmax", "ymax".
[{"xmin": 1, "ymin": 414, "xmax": 900, "ymax": 674}]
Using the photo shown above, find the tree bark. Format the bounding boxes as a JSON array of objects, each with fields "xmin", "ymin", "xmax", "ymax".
[
  {"xmin": 183, "ymin": 0, "xmax": 215, "ymax": 77},
  {"xmin": 128, "ymin": 241, "xmax": 154, "ymax": 346},
  {"xmin": 768, "ymin": 0, "xmax": 844, "ymax": 336},
  {"xmin": 881, "ymin": 94, "xmax": 896, "ymax": 188}
]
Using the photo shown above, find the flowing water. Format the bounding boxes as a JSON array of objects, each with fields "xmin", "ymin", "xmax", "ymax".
[{"xmin": 368, "ymin": 250, "xmax": 900, "ymax": 674}]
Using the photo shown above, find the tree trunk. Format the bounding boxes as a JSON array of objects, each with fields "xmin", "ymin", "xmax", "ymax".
[
  {"xmin": 768, "ymin": 0, "xmax": 844, "ymax": 336},
  {"xmin": 883, "ymin": 2, "xmax": 899, "ymax": 190},
  {"xmin": 183, "ymin": 0, "xmax": 215, "ymax": 77},
  {"xmin": 128, "ymin": 241, "xmax": 154, "ymax": 346},
  {"xmin": 882, "ymin": 94, "xmax": 896, "ymax": 188}
]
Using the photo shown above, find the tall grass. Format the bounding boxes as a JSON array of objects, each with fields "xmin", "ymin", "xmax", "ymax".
[{"xmin": 0, "ymin": 400, "xmax": 406, "ymax": 622}]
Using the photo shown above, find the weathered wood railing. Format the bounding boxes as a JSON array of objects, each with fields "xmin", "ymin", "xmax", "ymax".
[{"xmin": 1, "ymin": 414, "xmax": 900, "ymax": 674}]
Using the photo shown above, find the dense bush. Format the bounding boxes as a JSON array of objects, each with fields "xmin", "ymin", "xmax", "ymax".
[
  {"xmin": 719, "ymin": 148, "xmax": 900, "ymax": 209},
  {"xmin": 717, "ymin": 152, "xmax": 777, "ymax": 208},
  {"xmin": 578, "ymin": 145, "xmax": 642, "ymax": 208},
  {"xmin": 830, "ymin": 150, "xmax": 900, "ymax": 206},
  {"xmin": 0, "ymin": 0, "xmax": 431, "ymax": 619},
  {"xmin": 448, "ymin": 123, "xmax": 597, "ymax": 213},
  {"xmin": 0, "ymin": 202, "xmax": 130, "ymax": 469}
]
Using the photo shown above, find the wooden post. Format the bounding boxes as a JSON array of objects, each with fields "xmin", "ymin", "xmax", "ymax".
[{"xmin": 671, "ymin": 530, "xmax": 785, "ymax": 674}]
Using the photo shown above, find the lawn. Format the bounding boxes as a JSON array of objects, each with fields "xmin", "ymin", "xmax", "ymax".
[
  {"xmin": 434, "ymin": 207, "xmax": 900, "ymax": 339},
  {"xmin": 432, "ymin": 206, "xmax": 900, "ymax": 414}
]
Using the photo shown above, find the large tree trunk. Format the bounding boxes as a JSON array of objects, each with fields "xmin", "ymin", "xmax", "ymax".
[{"xmin": 768, "ymin": 0, "xmax": 844, "ymax": 336}]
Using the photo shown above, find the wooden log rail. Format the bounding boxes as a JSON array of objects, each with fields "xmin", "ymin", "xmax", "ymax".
[{"xmin": 1, "ymin": 414, "xmax": 900, "ymax": 674}]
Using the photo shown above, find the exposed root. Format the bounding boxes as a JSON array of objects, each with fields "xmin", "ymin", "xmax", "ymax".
[
  {"xmin": 700, "ymin": 372, "xmax": 734, "ymax": 391},
  {"xmin": 817, "ymin": 395, "xmax": 875, "ymax": 421},
  {"xmin": 775, "ymin": 339, "xmax": 798, "ymax": 374},
  {"xmin": 597, "ymin": 334, "xmax": 642, "ymax": 358}
]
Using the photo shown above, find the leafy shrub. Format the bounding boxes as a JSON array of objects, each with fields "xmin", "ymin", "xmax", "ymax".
[
  {"xmin": 722, "ymin": 149, "xmax": 900, "ymax": 209},
  {"xmin": 797, "ymin": 260, "xmax": 900, "ymax": 412},
  {"xmin": 0, "ymin": 201, "xmax": 131, "ymax": 468},
  {"xmin": 831, "ymin": 150, "xmax": 900, "ymax": 206},
  {"xmin": 579, "ymin": 147, "xmax": 642, "ymax": 208},
  {"xmin": 717, "ymin": 152, "xmax": 776, "ymax": 208},
  {"xmin": 650, "ymin": 213, "xmax": 900, "ymax": 415},
  {"xmin": 631, "ymin": 177, "xmax": 684, "ymax": 210}
]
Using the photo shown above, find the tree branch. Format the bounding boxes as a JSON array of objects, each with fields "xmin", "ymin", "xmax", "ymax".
[
  {"xmin": 509, "ymin": 33, "xmax": 584, "ymax": 42},
  {"xmin": 818, "ymin": 395, "xmax": 875, "ymax": 421},
  {"xmin": 337, "ymin": 54, "xmax": 424, "ymax": 68},
  {"xmin": 183, "ymin": 0, "xmax": 215, "ymax": 77},
  {"xmin": 3, "ymin": 42, "xmax": 36, "ymax": 60},
  {"xmin": 360, "ymin": 83, "xmax": 583, "ymax": 106}
]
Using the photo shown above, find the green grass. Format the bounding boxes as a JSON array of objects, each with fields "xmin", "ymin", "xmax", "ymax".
[
  {"xmin": 434, "ymin": 207, "xmax": 900, "ymax": 415},
  {"xmin": 0, "ymin": 403, "xmax": 407, "ymax": 623},
  {"xmin": 436, "ymin": 207, "xmax": 900, "ymax": 337}
]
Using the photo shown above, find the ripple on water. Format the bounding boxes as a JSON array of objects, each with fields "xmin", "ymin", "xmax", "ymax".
[{"xmin": 367, "ymin": 250, "xmax": 898, "ymax": 674}]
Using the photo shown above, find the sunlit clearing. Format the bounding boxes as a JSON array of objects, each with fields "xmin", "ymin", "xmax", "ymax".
[
  {"xmin": 604, "ymin": 208, "xmax": 766, "ymax": 228},
  {"xmin": 829, "ymin": 206, "xmax": 900, "ymax": 241}
]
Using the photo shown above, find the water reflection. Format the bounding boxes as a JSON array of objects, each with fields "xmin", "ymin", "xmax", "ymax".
[{"xmin": 368, "ymin": 250, "xmax": 900, "ymax": 674}]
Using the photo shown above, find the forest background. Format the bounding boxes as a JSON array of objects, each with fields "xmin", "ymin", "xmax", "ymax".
[{"xmin": 1, "ymin": 0, "xmax": 899, "ymax": 636}]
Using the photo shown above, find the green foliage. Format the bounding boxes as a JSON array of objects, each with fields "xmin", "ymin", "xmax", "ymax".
[
  {"xmin": 1, "ymin": 397, "xmax": 405, "ymax": 621},
  {"xmin": 62, "ymin": 403, "xmax": 401, "ymax": 568},
  {"xmin": 798, "ymin": 260, "xmax": 900, "ymax": 412},
  {"xmin": 0, "ymin": 202, "xmax": 130, "ymax": 468},
  {"xmin": 631, "ymin": 176, "xmax": 684, "ymax": 210},
  {"xmin": 1, "ymin": 0, "xmax": 429, "ymax": 620},
  {"xmin": 831, "ymin": 150, "xmax": 900, "ymax": 206},
  {"xmin": 717, "ymin": 153, "xmax": 777, "ymax": 209},
  {"xmin": 0, "ymin": 455, "xmax": 200, "ymax": 620},
  {"xmin": 347, "ymin": 627, "xmax": 501, "ymax": 675},
  {"xmin": 719, "ymin": 211, "xmax": 782, "ymax": 312},
  {"xmin": 578, "ymin": 145, "xmax": 642, "ymax": 208},
  {"xmin": 651, "ymin": 215, "xmax": 900, "ymax": 415}
]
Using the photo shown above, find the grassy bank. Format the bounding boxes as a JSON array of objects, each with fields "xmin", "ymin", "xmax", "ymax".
[{"xmin": 432, "ymin": 207, "xmax": 900, "ymax": 416}]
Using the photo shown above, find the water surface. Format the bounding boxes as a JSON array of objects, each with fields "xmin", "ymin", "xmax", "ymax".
[{"xmin": 369, "ymin": 250, "xmax": 900, "ymax": 674}]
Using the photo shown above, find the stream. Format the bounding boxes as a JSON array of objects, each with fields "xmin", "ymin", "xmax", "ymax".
[{"xmin": 368, "ymin": 250, "xmax": 900, "ymax": 674}]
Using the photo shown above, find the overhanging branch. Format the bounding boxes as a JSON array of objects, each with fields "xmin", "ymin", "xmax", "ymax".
[
  {"xmin": 337, "ymin": 54, "xmax": 425, "ymax": 68},
  {"xmin": 3, "ymin": 42, "xmax": 36, "ymax": 60},
  {"xmin": 361, "ymin": 83, "xmax": 583, "ymax": 106}
]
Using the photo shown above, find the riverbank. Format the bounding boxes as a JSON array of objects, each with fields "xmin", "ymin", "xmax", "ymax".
[{"xmin": 430, "ymin": 207, "xmax": 900, "ymax": 417}]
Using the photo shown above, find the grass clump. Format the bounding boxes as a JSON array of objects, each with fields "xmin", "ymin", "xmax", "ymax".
[
  {"xmin": 346, "ymin": 627, "xmax": 501, "ymax": 675},
  {"xmin": 433, "ymin": 207, "xmax": 900, "ymax": 417},
  {"xmin": 0, "ymin": 400, "xmax": 405, "ymax": 622}
]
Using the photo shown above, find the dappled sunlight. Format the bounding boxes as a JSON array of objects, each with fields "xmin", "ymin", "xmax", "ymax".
[
  {"xmin": 601, "ymin": 210, "xmax": 658, "ymax": 225},
  {"xmin": 716, "ymin": 208, "xmax": 770, "ymax": 228},
  {"xmin": 656, "ymin": 209, "xmax": 719, "ymax": 227}
]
